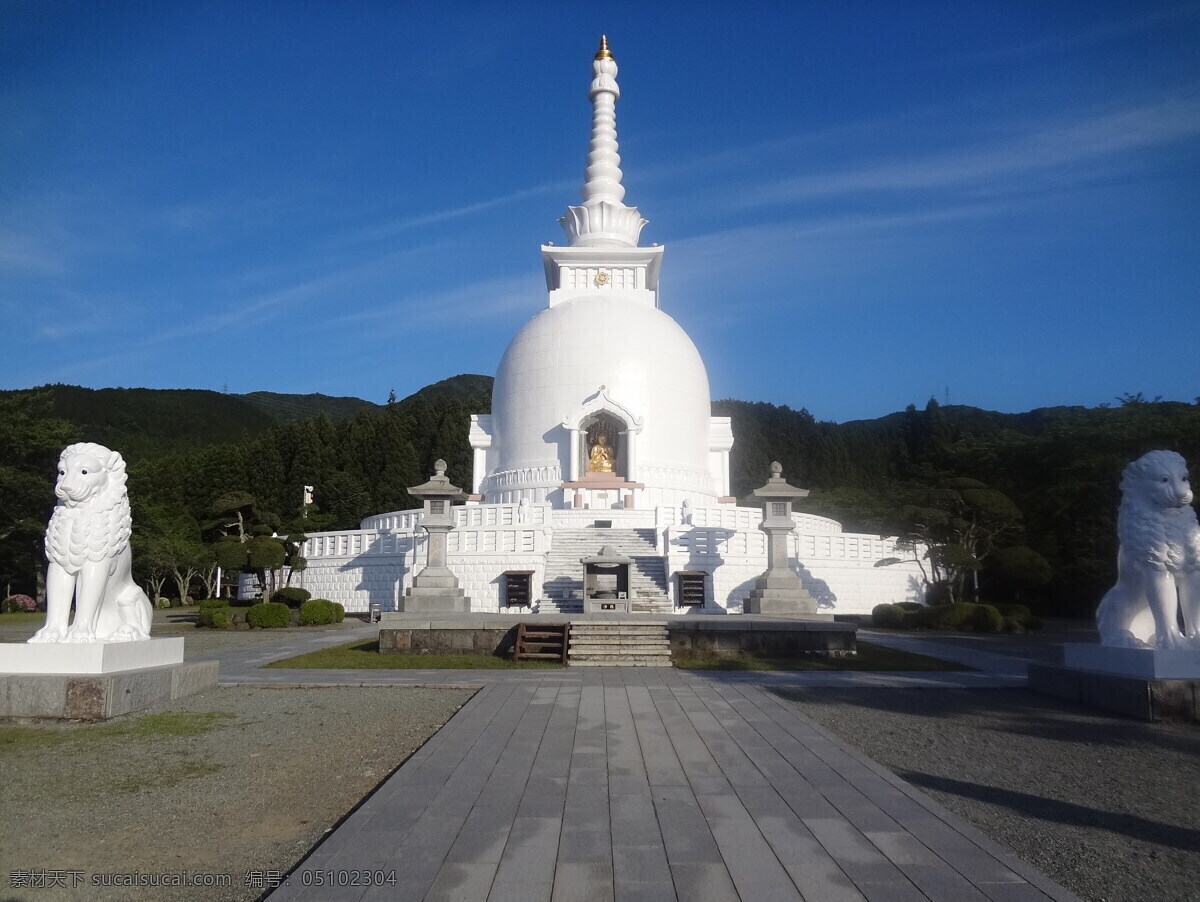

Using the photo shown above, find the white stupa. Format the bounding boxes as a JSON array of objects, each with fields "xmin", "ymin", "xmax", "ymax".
[
  {"xmin": 471, "ymin": 37, "xmax": 733, "ymax": 512},
  {"xmin": 294, "ymin": 39, "xmax": 925, "ymax": 616}
]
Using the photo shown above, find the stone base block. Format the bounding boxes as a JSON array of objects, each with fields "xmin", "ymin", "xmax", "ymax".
[
  {"xmin": 379, "ymin": 627, "xmax": 515, "ymax": 656},
  {"xmin": 669, "ymin": 619, "xmax": 855, "ymax": 657},
  {"xmin": 743, "ymin": 589, "xmax": 817, "ymax": 616},
  {"xmin": 1062, "ymin": 643, "xmax": 1200, "ymax": 679},
  {"xmin": 0, "ymin": 660, "xmax": 219, "ymax": 721},
  {"xmin": 1029, "ymin": 662, "xmax": 1199, "ymax": 722},
  {"xmin": 0, "ymin": 637, "xmax": 185, "ymax": 674},
  {"xmin": 402, "ymin": 587, "xmax": 470, "ymax": 613}
]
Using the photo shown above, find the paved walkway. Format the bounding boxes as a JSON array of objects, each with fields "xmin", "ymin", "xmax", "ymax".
[{"xmin": 197, "ymin": 625, "xmax": 1085, "ymax": 901}]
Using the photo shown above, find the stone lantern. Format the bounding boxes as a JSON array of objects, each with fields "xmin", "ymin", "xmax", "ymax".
[
  {"xmin": 581, "ymin": 545, "xmax": 633, "ymax": 613},
  {"xmin": 744, "ymin": 462, "xmax": 816, "ymax": 615},
  {"xmin": 402, "ymin": 459, "xmax": 469, "ymax": 612}
]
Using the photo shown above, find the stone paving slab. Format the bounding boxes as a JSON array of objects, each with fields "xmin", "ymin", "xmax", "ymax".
[{"xmin": 261, "ymin": 662, "xmax": 1082, "ymax": 902}]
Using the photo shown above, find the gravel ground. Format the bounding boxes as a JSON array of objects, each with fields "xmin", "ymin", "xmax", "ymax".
[
  {"xmin": 0, "ymin": 684, "xmax": 474, "ymax": 902},
  {"xmin": 778, "ymin": 686, "xmax": 1200, "ymax": 902}
]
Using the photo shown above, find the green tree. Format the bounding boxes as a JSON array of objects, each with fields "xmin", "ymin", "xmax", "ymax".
[
  {"xmin": 0, "ymin": 392, "xmax": 78, "ymax": 598},
  {"xmin": 133, "ymin": 503, "xmax": 209, "ymax": 603},
  {"xmin": 246, "ymin": 535, "xmax": 286, "ymax": 601},
  {"xmin": 883, "ymin": 476, "xmax": 1025, "ymax": 604}
]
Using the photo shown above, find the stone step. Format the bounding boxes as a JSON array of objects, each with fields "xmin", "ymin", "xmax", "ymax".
[
  {"xmin": 570, "ymin": 633, "xmax": 669, "ymax": 643},
  {"xmin": 568, "ymin": 628, "xmax": 672, "ymax": 638},
  {"xmin": 569, "ymin": 644, "xmax": 672, "ymax": 655},
  {"xmin": 570, "ymin": 624, "xmax": 667, "ymax": 633},
  {"xmin": 569, "ymin": 657, "xmax": 673, "ymax": 667}
]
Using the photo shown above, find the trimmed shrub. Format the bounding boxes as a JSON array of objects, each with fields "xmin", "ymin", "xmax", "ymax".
[
  {"xmin": 154, "ymin": 596, "xmax": 172, "ymax": 610},
  {"xmin": 274, "ymin": 587, "xmax": 312, "ymax": 609},
  {"xmin": 918, "ymin": 602, "xmax": 1004, "ymax": 632},
  {"xmin": 197, "ymin": 605, "xmax": 231, "ymax": 628},
  {"xmin": 332, "ymin": 602, "xmax": 345, "ymax": 623},
  {"xmin": 2, "ymin": 594, "xmax": 37, "ymax": 613},
  {"xmin": 919, "ymin": 602, "xmax": 976, "ymax": 630},
  {"xmin": 298, "ymin": 598, "xmax": 338, "ymax": 626},
  {"xmin": 897, "ymin": 602, "xmax": 923, "ymax": 612},
  {"xmin": 197, "ymin": 598, "xmax": 227, "ymax": 611},
  {"xmin": 995, "ymin": 603, "xmax": 1040, "ymax": 630},
  {"xmin": 871, "ymin": 603, "xmax": 905, "ymax": 629},
  {"xmin": 246, "ymin": 601, "xmax": 291, "ymax": 629},
  {"xmin": 971, "ymin": 604, "xmax": 1004, "ymax": 633}
]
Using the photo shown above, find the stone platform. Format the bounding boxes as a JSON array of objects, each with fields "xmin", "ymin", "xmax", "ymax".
[
  {"xmin": 0, "ymin": 636, "xmax": 184, "ymax": 674},
  {"xmin": 0, "ymin": 659, "xmax": 219, "ymax": 721},
  {"xmin": 1062, "ymin": 643, "xmax": 1200, "ymax": 679},
  {"xmin": 0, "ymin": 637, "xmax": 217, "ymax": 720},
  {"xmin": 376, "ymin": 612, "xmax": 856, "ymax": 661},
  {"xmin": 1029, "ymin": 644, "xmax": 1200, "ymax": 723}
]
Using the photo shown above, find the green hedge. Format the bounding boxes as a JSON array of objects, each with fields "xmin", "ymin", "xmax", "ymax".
[
  {"xmin": 871, "ymin": 603, "xmax": 905, "ymax": 629},
  {"xmin": 246, "ymin": 601, "xmax": 292, "ymax": 629},
  {"xmin": 197, "ymin": 605, "xmax": 231, "ymax": 628},
  {"xmin": 919, "ymin": 602, "xmax": 1004, "ymax": 632},
  {"xmin": 972, "ymin": 604, "xmax": 1004, "ymax": 632},
  {"xmin": 995, "ymin": 603, "xmax": 1040, "ymax": 630},
  {"xmin": 273, "ymin": 587, "xmax": 312, "ymax": 609},
  {"xmin": 298, "ymin": 598, "xmax": 339, "ymax": 626}
]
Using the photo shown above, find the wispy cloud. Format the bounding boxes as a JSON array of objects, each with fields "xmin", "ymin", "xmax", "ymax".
[
  {"xmin": 739, "ymin": 99, "xmax": 1200, "ymax": 206},
  {"xmin": 337, "ymin": 270, "xmax": 541, "ymax": 334},
  {"xmin": 0, "ymin": 228, "xmax": 65, "ymax": 275},
  {"xmin": 337, "ymin": 181, "xmax": 573, "ymax": 248}
]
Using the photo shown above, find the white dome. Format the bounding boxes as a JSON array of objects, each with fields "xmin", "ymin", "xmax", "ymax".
[{"xmin": 488, "ymin": 295, "xmax": 716, "ymax": 504}]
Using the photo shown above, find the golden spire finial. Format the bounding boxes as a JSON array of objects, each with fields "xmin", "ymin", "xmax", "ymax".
[{"xmin": 595, "ymin": 35, "xmax": 613, "ymax": 60}]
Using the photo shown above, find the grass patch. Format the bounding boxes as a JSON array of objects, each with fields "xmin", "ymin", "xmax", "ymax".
[
  {"xmin": 673, "ymin": 640, "xmax": 969, "ymax": 672},
  {"xmin": 0, "ymin": 611, "xmax": 45, "ymax": 624},
  {"xmin": 264, "ymin": 640, "xmax": 564, "ymax": 669},
  {"xmin": 0, "ymin": 711, "xmax": 235, "ymax": 749}
]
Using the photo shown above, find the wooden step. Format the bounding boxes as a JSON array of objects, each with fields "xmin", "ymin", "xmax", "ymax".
[{"xmin": 514, "ymin": 622, "xmax": 568, "ymax": 664}]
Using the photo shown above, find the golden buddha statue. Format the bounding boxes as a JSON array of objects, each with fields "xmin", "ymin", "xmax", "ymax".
[{"xmin": 588, "ymin": 434, "xmax": 614, "ymax": 473}]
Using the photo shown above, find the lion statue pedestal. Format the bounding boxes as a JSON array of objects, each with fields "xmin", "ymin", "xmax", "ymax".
[{"xmin": 0, "ymin": 443, "xmax": 208, "ymax": 720}]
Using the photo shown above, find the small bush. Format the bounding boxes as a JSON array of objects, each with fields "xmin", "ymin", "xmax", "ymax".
[
  {"xmin": 995, "ymin": 603, "xmax": 1040, "ymax": 630},
  {"xmin": 918, "ymin": 602, "xmax": 1004, "ymax": 632},
  {"xmin": 298, "ymin": 598, "xmax": 338, "ymax": 626},
  {"xmin": 2, "ymin": 594, "xmax": 37, "ymax": 613},
  {"xmin": 273, "ymin": 587, "xmax": 312, "ymax": 609},
  {"xmin": 154, "ymin": 596, "xmax": 172, "ymax": 610},
  {"xmin": 197, "ymin": 606, "xmax": 231, "ymax": 628},
  {"xmin": 896, "ymin": 602, "xmax": 923, "ymax": 612},
  {"xmin": 246, "ymin": 601, "xmax": 292, "ymax": 629},
  {"xmin": 197, "ymin": 598, "xmax": 227, "ymax": 611},
  {"xmin": 971, "ymin": 604, "xmax": 1003, "ymax": 633},
  {"xmin": 871, "ymin": 603, "xmax": 905, "ymax": 629},
  {"xmin": 920, "ymin": 602, "xmax": 977, "ymax": 630},
  {"xmin": 332, "ymin": 602, "xmax": 345, "ymax": 623}
]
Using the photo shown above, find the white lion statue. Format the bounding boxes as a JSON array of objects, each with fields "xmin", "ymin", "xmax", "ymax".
[
  {"xmin": 27, "ymin": 443, "xmax": 153, "ymax": 644},
  {"xmin": 1096, "ymin": 450, "xmax": 1200, "ymax": 650}
]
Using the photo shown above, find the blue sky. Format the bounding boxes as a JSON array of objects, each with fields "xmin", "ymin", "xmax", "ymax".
[{"xmin": 2, "ymin": 1, "xmax": 1198, "ymax": 423}]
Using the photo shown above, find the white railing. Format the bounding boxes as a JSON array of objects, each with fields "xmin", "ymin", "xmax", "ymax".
[{"xmin": 303, "ymin": 530, "xmax": 417, "ymax": 560}]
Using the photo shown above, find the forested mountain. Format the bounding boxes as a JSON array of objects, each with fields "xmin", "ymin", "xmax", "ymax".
[
  {"xmin": 0, "ymin": 384, "xmax": 377, "ymax": 460},
  {"xmin": 2, "ymin": 378, "xmax": 1198, "ymax": 616},
  {"xmin": 240, "ymin": 391, "xmax": 378, "ymax": 424}
]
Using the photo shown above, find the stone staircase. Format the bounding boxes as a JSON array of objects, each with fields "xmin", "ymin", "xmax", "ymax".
[
  {"xmin": 568, "ymin": 622, "xmax": 673, "ymax": 667},
  {"xmin": 537, "ymin": 527, "xmax": 671, "ymax": 614}
]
